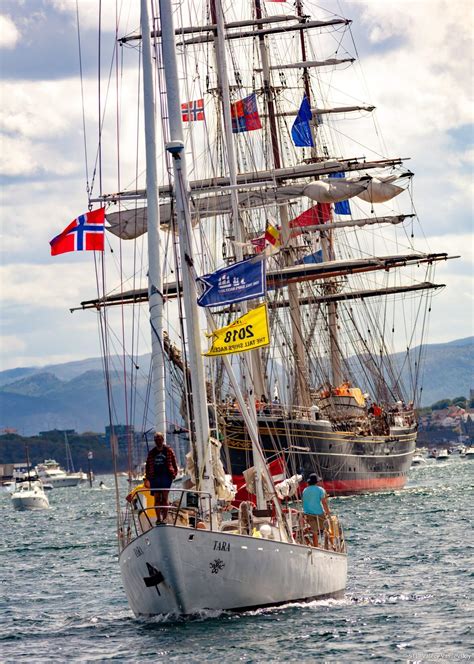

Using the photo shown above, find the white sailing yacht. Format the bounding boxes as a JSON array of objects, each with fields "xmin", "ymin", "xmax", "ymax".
[
  {"xmin": 71, "ymin": 0, "xmax": 454, "ymax": 616},
  {"xmin": 118, "ymin": 0, "xmax": 348, "ymax": 617}
]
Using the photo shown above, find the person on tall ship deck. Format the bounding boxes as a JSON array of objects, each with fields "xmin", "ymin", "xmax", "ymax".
[
  {"xmin": 144, "ymin": 432, "xmax": 178, "ymax": 525},
  {"xmin": 302, "ymin": 473, "xmax": 331, "ymax": 547}
]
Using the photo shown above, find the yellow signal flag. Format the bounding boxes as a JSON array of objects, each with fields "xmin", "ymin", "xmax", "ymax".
[{"xmin": 204, "ymin": 303, "xmax": 270, "ymax": 357}]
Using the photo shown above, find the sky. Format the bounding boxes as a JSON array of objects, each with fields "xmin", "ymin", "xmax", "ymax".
[{"xmin": 0, "ymin": 0, "xmax": 473, "ymax": 372}]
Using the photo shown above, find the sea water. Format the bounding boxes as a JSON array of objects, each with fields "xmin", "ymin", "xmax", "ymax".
[{"xmin": 0, "ymin": 457, "xmax": 472, "ymax": 662}]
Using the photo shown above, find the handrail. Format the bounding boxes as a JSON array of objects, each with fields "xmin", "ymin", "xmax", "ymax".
[
  {"xmin": 220, "ymin": 400, "xmax": 416, "ymax": 429},
  {"xmin": 121, "ymin": 486, "xmax": 346, "ymax": 554},
  {"xmin": 124, "ymin": 487, "xmax": 214, "ymax": 543}
]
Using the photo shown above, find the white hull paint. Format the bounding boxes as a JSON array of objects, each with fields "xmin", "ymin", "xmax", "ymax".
[
  {"xmin": 11, "ymin": 485, "xmax": 50, "ymax": 511},
  {"xmin": 120, "ymin": 525, "xmax": 347, "ymax": 617},
  {"xmin": 40, "ymin": 476, "xmax": 81, "ymax": 488}
]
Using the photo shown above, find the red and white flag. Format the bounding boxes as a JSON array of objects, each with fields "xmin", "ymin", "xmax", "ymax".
[
  {"xmin": 50, "ymin": 208, "xmax": 105, "ymax": 256},
  {"xmin": 181, "ymin": 99, "xmax": 204, "ymax": 122}
]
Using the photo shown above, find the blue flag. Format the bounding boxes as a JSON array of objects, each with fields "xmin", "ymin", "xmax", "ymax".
[
  {"xmin": 197, "ymin": 257, "xmax": 266, "ymax": 308},
  {"xmin": 291, "ymin": 95, "xmax": 314, "ymax": 147},
  {"xmin": 296, "ymin": 249, "xmax": 323, "ymax": 265},
  {"xmin": 329, "ymin": 171, "xmax": 351, "ymax": 215}
]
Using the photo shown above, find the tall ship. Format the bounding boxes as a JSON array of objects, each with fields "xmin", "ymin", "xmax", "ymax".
[
  {"xmin": 62, "ymin": 0, "xmax": 354, "ymax": 617},
  {"xmin": 75, "ymin": 0, "xmax": 454, "ymax": 498}
]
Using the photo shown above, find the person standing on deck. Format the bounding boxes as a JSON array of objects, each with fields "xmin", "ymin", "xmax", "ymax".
[
  {"xmin": 302, "ymin": 473, "xmax": 330, "ymax": 547},
  {"xmin": 144, "ymin": 432, "xmax": 178, "ymax": 524}
]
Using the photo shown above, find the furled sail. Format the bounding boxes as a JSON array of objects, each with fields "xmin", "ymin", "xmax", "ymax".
[
  {"xmin": 106, "ymin": 208, "xmax": 149, "ymax": 239},
  {"xmin": 303, "ymin": 179, "xmax": 369, "ymax": 203},
  {"xmin": 356, "ymin": 178, "xmax": 404, "ymax": 204},
  {"xmin": 185, "ymin": 438, "xmax": 236, "ymax": 501},
  {"xmin": 106, "ymin": 186, "xmax": 305, "ymax": 239}
]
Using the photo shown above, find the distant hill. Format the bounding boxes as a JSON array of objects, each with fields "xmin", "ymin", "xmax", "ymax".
[
  {"xmin": 389, "ymin": 337, "xmax": 473, "ymax": 406},
  {"xmin": 0, "ymin": 338, "xmax": 472, "ymax": 436}
]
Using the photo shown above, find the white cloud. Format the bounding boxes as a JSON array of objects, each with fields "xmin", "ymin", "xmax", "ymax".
[
  {"xmin": 0, "ymin": 14, "xmax": 19, "ymax": 49},
  {"xmin": 50, "ymin": 0, "xmax": 140, "ymax": 33}
]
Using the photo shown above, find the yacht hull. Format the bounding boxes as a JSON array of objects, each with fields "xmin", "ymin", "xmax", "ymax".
[
  {"xmin": 119, "ymin": 525, "xmax": 347, "ymax": 617},
  {"xmin": 11, "ymin": 494, "xmax": 49, "ymax": 510},
  {"xmin": 225, "ymin": 415, "xmax": 416, "ymax": 496},
  {"xmin": 42, "ymin": 476, "xmax": 81, "ymax": 488}
]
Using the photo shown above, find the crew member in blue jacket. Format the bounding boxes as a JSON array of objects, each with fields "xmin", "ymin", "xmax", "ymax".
[{"xmin": 302, "ymin": 473, "xmax": 330, "ymax": 547}]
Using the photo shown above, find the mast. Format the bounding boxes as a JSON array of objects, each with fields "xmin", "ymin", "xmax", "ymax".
[
  {"xmin": 254, "ymin": 0, "xmax": 312, "ymax": 408},
  {"xmin": 156, "ymin": 0, "xmax": 214, "ymax": 496},
  {"xmin": 210, "ymin": 0, "xmax": 266, "ymax": 508},
  {"xmin": 139, "ymin": 0, "xmax": 166, "ymax": 436},
  {"xmin": 296, "ymin": 0, "xmax": 343, "ymax": 386}
]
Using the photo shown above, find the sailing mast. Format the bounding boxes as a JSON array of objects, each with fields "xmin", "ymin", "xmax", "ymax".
[
  {"xmin": 155, "ymin": 0, "xmax": 215, "ymax": 496},
  {"xmin": 210, "ymin": 0, "xmax": 267, "ymax": 508},
  {"xmin": 140, "ymin": 0, "xmax": 166, "ymax": 436},
  {"xmin": 254, "ymin": 0, "xmax": 312, "ymax": 408},
  {"xmin": 295, "ymin": 0, "xmax": 343, "ymax": 387}
]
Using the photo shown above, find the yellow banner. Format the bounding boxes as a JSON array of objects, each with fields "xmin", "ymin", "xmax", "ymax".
[{"xmin": 204, "ymin": 304, "xmax": 270, "ymax": 357}]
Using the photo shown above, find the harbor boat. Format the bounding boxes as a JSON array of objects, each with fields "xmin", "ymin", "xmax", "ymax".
[
  {"xmin": 35, "ymin": 459, "xmax": 83, "ymax": 488},
  {"xmin": 436, "ymin": 449, "xmax": 449, "ymax": 461},
  {"xmin": 463, "ymin": 447, "xmax": 474, "ymax": 459},
  {"xmin": 35, "ymin": 433, "xmax": 88, "ymax": 487},
  {"xmin": 11, "ymin": 479, "xmax": 50, "ymax": 511},
  {"xmin": 411, "ymin": 453, "xmax": 426, "ymax": 466},
  {"xmin": 11, "ymin": 445, "xmax": 50, "ymax": 510},
  {"xmin": 76, "ymin": 1, "xmax": 456, "ymax": 499}
]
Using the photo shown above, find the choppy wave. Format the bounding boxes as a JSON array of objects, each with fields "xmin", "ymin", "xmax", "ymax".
[{"xmin": 0, "ymin": 457, "xmax": 472, "ymax": 662}]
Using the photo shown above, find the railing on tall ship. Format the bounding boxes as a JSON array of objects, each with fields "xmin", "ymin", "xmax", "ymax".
[
  {"xmin": 218, "ymin": 399, "xmax": 416, "ymax": 431},
  {"xmin": 119, "ymin": 487, "xmax": 346, "ymax": 555}
]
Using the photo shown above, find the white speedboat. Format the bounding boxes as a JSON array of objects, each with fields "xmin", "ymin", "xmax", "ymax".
[
  {"xmin": 411, "ymin": 454, "xmax": 426, "ymax": 466},
  {"xmin": 11, "ymin": 480, "xmax": 50, "ymax": 510},
  {"xmin": 35, "ymin": 459, "xmax": 83, "ymax": 487},
  {"xmin": 436, "ymin": 449, "xmax": 449, "ymax": 461},
  {"xmin": 464, "ymin": 447, "xmax": 474, "ymax": 459}
]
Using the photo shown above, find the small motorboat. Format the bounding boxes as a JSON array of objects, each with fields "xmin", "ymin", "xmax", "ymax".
[
  {"xmin": 436, "ymin": 449, "xmax": 449, "ymax": 461},
  {"xmin": 463, "ymin": 447, "xmax": 474, "ymax": 459},
  {"xmin": 11, "ymin": 480, "xmax": 50, "ymax": 510},
  {"xmin": 411, "ymin": 453, "xmax": 426, "ymax": 466}
]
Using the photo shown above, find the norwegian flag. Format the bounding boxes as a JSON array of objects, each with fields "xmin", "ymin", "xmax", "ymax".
[
  {"xmin": 181, "ymin": 98, "xmax": 205, "ymax": 122},
  {"xmin": 50, "ymin": 208, "xmax": 105, "ymax": 256}
]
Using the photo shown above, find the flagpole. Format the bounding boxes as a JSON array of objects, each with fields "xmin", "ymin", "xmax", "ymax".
[{"xmin": 140, "ymin": 0, "xmax": 166, "ymax": 437}]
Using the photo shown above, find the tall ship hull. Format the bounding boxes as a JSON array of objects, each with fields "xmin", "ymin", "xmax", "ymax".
[{"xmin": 223, "ymin": 413, "xmax": 416, "ymax": 495}]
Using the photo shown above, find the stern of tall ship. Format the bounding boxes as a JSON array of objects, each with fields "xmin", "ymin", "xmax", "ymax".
[
  {"xmin": 119, "ymin": 524, "xmax": 347, "ymax": 617},
  {"xmin": 222, "ymin": 406, "xmax": 416, "ymax": 496}
]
